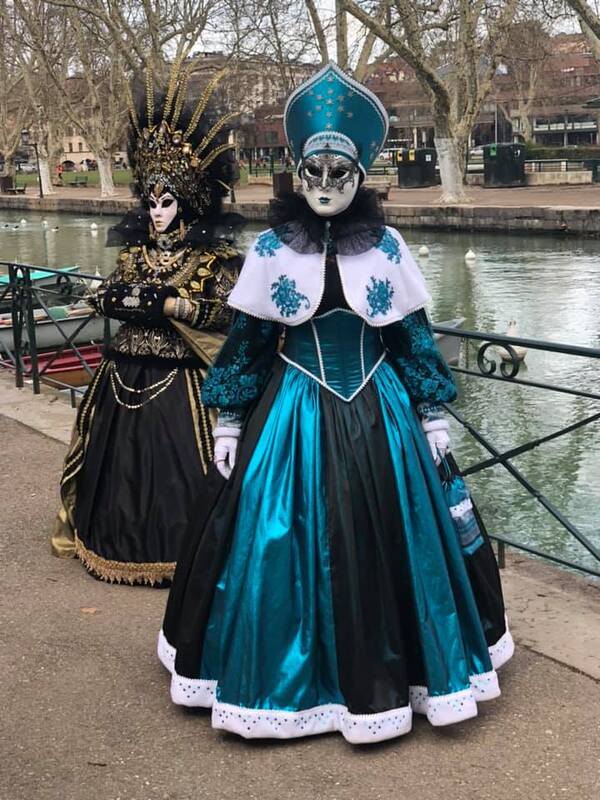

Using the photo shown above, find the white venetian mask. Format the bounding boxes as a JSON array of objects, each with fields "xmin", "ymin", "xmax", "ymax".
[
  {"xmin": 149, "ymin": 191, "xmax": 179, "ymax": 233},
  {"xmin": 300, "ymin": 153, "xmax": 359, "ymax": 217}
]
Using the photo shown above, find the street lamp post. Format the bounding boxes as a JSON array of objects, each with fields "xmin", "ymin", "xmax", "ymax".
[
  {"xmin": 20, "ymin": 130, "xmax": 44, "ymax": 199},
  {"xmin": 495, "ymin": 101, "xmax": 498, "ymax": 143}
]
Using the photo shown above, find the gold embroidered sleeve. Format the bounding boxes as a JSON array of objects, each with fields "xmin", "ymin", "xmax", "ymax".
[{"xmin": 184, "ymin": 250, "xmax": 241, "ymax": 333}]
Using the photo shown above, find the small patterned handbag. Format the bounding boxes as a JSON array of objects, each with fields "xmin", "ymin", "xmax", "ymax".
[{"xmin": 439, "ymin": 456, "xmax": 484, "ymax": 556}]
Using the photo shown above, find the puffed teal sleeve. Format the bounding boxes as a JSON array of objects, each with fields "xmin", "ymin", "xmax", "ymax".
[{"xmin": 381, "ymin": 308, "xmax": 457, "ymax": 406}]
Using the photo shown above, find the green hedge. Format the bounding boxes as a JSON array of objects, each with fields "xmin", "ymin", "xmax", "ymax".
[{"xmin": 525, "ymin": 144, "xmax": 600, "ymax": 160}]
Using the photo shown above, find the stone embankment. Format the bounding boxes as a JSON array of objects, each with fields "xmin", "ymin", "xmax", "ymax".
[{"xmin": 3, "ymin": 183, "xmax": 600, "ymax": 235}]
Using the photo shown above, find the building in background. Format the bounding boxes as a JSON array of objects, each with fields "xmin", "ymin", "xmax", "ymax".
[
  {"xmin": 367, "ymin": 33, "xmax": 600, "ymax": 152},
  {"xmin": 45, "ymin": 38, "xmax": 600, "ymax": 171},
  {"xmin": 61, "ymin": 130, "xmax": 127, "ymax": 171}
]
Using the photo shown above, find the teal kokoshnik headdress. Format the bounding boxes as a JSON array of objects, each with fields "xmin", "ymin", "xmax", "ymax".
[{"xmin": 284, "ymin": 61, "xmax": 389, "ymax": 176}]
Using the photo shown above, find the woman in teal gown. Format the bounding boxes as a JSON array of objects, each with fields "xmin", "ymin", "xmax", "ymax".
[{"xmin": 158, "ymin": 63, "xmax": 513, "ymax": 744}]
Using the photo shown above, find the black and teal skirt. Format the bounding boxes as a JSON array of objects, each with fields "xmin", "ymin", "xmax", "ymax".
[{"xmin": 158, "ymin": 358, "xmax": 513, "ymax": 743}]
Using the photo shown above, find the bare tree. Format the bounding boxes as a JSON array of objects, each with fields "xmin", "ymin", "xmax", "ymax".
[
  {"xmin": 304, "ymin": 0, "xmax": 393, "ymax": 81},
  {"xmin": 19, "ymin": 1, "xmax": 225, "ymax": 195},
  {"xmin": 344, "ymin": 0, "xmax": 520, "ymax": 202},
  {"xmin": 1, "ymin": 0, "xmax": 72, "ymax": 194},
  {"xmin": 219, "ymin": 0, "xmax": 391, "ymax": 94},
  {"xmin": 499, "ymin": 20, "xmax": 554, "ymax": 143},
  {"xmin": 12, "ymin": 1, "xmax": 129, "ymax": 195},
  {"xmin": 0, "ymin": 1, "xmax": 32, "ymax": 179},
  {"xmin": 564, "ymin": 0, "xmax": 600, "ymax": 40},
  {"xmin": 219, "ymin": 0, "xmax": 326, "ymax": 97},
  {"xmin": 46, "ymin": 0, "xmax": 223, "ymax": 76}
]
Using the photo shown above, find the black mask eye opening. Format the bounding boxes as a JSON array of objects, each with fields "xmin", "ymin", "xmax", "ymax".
[{"xmin": 305, "ymin": 164, "xmax": 322, "ymax": 178}]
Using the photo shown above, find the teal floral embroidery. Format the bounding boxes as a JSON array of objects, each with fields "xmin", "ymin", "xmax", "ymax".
[
  {"xmin": 255, "ymin": 229, "xmax": 283, "ymax": 257},
  {"xmin": 366, "ymin": 276, "xmax": 394, "ymax": 318},
  {"xmin": 270, "ymin": 274, "xmax": 310, "ymax": 318},
  {"xmin": 201, "ymin": 313, "xmax": 280, "ymax": 409},
  {"xmin": 202, "ymin": 340, "xmax": 258, "ymax": 407},
  {"xmin": 376, "ymin": 229, "xmax": 401, "ymax": 263}
]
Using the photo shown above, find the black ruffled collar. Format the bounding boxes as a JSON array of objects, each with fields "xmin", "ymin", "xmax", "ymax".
[
  {"xmin": 267, "ymin": 187, "xmax": 385, "ymax": 255},
  {"xmin": 106, "ymin": 207, "xmax": 246, "ymax": 249}
]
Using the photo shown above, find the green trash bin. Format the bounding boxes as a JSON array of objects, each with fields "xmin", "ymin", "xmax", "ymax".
[
  {"xmin": 483, "ymin": 143, "xmax": 525, "ymax": 187},
  {"xmin": 272, "ymin": 170, "xmax": 294, "ymax": 197},
  {"xmin": 584, "ymin": 159, "xmax": 600, "ymax": 183}
]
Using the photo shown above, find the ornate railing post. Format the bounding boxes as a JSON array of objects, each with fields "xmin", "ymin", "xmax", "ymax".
[
  {"xmin": 22, "ymin": 267, "xmax": 41, "ymax": 394},
  {"xmin": 9, "ymin": 264, "xmax": 24, "ymax": 389}
]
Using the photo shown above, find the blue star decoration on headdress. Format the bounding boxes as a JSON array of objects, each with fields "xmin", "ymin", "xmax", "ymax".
[{"xmin": 284, "ymin": 62, "xmax": 389, "ymax": 175}]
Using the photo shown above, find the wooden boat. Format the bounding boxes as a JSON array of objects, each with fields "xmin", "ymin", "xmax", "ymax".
[
  {"xmin": 435, "ymin": 317, "xmax": 465, "ymax": 365},
  {"xmin": 0, "ymin": 302, "xmax": 120, "ymax": 352},
  {"xmin": 0, "ymin": 266, "xmax": 86, "ymax": 312},
  {"xmin": 4, "ymin": 344, "xmax": 104, "ymax": 388}
]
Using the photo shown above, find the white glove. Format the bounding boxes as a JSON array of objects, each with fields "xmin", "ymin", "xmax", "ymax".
[
  {"xmin": 421, "ymin": 418, "xmax": 450, "ymax": 464},
  {"xmin": 213, "ymin": 426, "xmax": 241, "ymax": 480}
]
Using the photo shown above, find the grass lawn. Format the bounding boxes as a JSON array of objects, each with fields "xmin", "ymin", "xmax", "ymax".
[{"xmin": 14, "ymin": 169, "xmax": 133, "ymax": 188}]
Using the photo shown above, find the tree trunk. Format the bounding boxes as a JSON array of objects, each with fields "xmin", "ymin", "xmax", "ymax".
[
  {"xmin": 38, "ymin": 158, "xmax": 56, "ymax": 196},
  {"xmin": 335, "ymin": 0, "xmax": 349, "ymax": 70},
  {"xmin": 1, "ymin": 154, "xmax": 16, "ymax": 178},
  {"xmin": 521, "ymin": 114, "xmax": 533, "ymax": 143},
  {"xmin": 97, "ymin": 155, "xmax": 116, "ymax": 197},
  {"xmin": 434, "ymin": 125, "xmax": 468, "ymax": 203}
]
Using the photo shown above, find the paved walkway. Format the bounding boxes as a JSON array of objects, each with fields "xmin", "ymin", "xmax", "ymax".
[
  {"xmin": 5, "ymin": 181, "xmax": 600, "ymax": 208},
  {"xmin": 237, "ymin": 182, "xmax": 600, "ymax": 209},
  {"xmin": 1, "ymin": 374, "xmax": 600, "ymax": 798}
]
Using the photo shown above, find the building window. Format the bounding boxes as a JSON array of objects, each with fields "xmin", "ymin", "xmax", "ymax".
[
  {"xmin": 68, "ymin": 142, "xmax": 73, "ymax": 152},
  {"xmin": 78, "ymin": 142, "xmax": 83, "ymax": 152}
]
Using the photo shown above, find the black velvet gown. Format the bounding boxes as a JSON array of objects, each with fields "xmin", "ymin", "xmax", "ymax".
[{"xmin": 51, "ymin": 218, "xmax": 240, "ymax": 585}]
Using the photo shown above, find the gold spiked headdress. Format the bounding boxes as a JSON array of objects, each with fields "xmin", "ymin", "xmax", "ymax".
[{"xmin": 127, "ymin": 58, "xmax": 236, "ymax": 213}]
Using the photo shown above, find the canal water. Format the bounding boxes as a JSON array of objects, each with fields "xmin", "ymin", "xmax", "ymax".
[{"xmin": 1, "ymin": 208, "xmax": 599, "ymax": 573}]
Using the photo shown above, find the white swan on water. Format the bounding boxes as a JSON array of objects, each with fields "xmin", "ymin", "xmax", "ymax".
[{"xmin": 500, "ymin": 319, "xmax": 528, "ymax": 362}]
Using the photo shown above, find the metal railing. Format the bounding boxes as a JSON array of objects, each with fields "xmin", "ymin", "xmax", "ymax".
[
  {"xmin": 0, "ymin": 261, "xmax": 597, "ymax": 578},
  {"xmin": 0, "ymin": 262, "xmax": 112, "ymax": 405},
  {"xmin": 433, "ymin": 323, "xmax": 600, "ymax": 578},
  {"xmin": 524, "ymin": 158, "xmax": 589, "ymax": 173}
]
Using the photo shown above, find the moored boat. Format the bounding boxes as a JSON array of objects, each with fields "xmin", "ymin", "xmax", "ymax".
[
  {"xmin": 0, "ymin": 266, "xmax": 87, "ymax": 312},
  {"xmin": 0, "ymin": 301, "xmax": 120, "ymax": 353},
  {"xmin": 0, "ymin": 344, "xmax": 103, "ymax": 388},
  {"xmin": 434, "ymin": 317, "xmax": 465, "ymax": 365}
]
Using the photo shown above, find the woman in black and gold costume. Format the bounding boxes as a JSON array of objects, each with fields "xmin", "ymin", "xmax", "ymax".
[{"xmin": 51, "ymin": 66, "xmax": 242, "ymax": 585}]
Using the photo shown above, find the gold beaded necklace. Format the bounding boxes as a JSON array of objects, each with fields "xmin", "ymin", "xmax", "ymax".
[{"xmin": 109, "ymin": 362, "xmax": 178, "ymax": 410}]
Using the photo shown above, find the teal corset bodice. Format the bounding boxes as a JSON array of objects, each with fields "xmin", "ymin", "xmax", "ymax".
[{"xmin": 280, "ymin": 309, "xmax": 385, "ymax": 401}]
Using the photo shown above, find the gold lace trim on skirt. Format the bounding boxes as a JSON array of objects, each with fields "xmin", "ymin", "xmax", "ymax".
[{"xmin": 74, "ymin": 533, "xmax": 176, "ymax": 586}]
